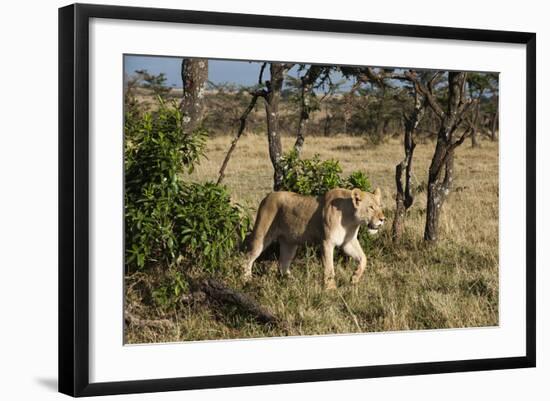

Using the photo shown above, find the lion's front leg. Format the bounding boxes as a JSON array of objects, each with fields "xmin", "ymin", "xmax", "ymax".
[
  {"xmin": 343, "ymin": 239, "xmax": 367, "ymax": 284},
  {"xmin": 321, "ymin": 240, "xmax": 336, "ymax": 289}
]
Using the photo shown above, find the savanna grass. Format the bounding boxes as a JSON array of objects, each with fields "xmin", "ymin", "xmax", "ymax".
[{"xmin": 125, "ymin": 133, "xmax": 499, "ymax": 343}]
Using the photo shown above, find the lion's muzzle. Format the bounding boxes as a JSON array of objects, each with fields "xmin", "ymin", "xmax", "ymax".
[{"xmin": 367, "ymin": 218, "xmax": 385, "ymax": 234}]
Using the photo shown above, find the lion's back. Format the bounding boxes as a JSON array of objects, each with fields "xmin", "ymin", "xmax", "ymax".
[{"xmin": 257, "ymin": 191, "xmax": 323, "ymax": 244}]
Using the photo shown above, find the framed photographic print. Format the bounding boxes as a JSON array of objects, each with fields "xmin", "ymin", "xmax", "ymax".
[{"xmin": 58, "ymin": 3, "xmax": 536, "ymax": 397}]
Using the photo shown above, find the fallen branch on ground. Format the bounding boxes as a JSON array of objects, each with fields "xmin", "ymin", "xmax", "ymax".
[
  {"xmin": 124, "ymin": 312, "xmax": 175, "ymax": 330},
  {"xmin": 196, "ymin": 278, "xmax": 280, "ymax": 325}
]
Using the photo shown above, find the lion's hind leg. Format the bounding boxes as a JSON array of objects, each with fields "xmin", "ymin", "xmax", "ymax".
[
  {"xmin": 278, "ymin": 240, "xmax": 298, "ymax": 278},
  {"xmin": 243, "ymin": 233, "xmax": 275, "ymax": 281}
]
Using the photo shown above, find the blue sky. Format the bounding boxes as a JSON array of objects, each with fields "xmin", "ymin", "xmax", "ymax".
[
  {"xmin": 124, "ymin": 55, "xmax": 351, "ymax": 90},
  {"xmin": 125, "ymin": 55, "xmax": 267, "ymax": 87}
]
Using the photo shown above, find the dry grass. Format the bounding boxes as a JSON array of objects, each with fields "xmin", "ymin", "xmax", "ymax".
[{"xmin": 125, "ymin": 133, "xmax": 499, "ymax": 343}]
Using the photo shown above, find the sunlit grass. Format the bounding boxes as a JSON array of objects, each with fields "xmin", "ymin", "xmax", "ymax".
[{"xmin": 126, "ymin": 133, "xmax": 499, "ymax": 343}]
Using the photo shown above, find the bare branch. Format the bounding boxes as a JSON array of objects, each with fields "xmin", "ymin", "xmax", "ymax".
[
  {"xmin": 258, "ymin": 62, "xmax": 267, "ymax": 85},
  {"xmin": 427, "ymin": 71, "xmax": 443, "ymax": 95},
  {"xmin": 217, "ymin": 91, "xmax": 263, "ymax": 184},
  {"xmin": 294, "ymin": 65, "xmax": 324, "ymax": 155},
  {"xmin": 388, "ymin": 70, "xmax": 446, "ymax": 120},
  {"xmin": 452, "ymin": 98, "xmax": 477, "ymax": 133},
  {"xmin": 458, "ymin": 96, "xmax": 475, "ymax": 117},
  {"xmin": 196, "ymin": 278, "xmax": 281, "ymax": 326}
]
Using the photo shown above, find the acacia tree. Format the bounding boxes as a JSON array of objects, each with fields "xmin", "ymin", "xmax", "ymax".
[
  {"xmin": 216, "ymin": 86, "xmax": 264, "ymax": 185},
  {"xmin": 293, "ymin": 65, "xmax": 323, "ymax": 155},
  {"xmin": 338, "ymin": 67, "xmax": 424, "ymax": 238},
  {"xmin": 341, "ymin": 80, "xmax": 362, "ymax": 135},
  {"xmin": 335, "ymin": 67, "xmax": 480, "ymax": 242},
  {"xmin": 466, "ymin": 73, "xmax": 492, "ymax": 147},
  {"xmin": 487, "ymin": 73, "xmax": 500, "ymax": 141},
  {"xmin": 180, "ymin": 58, "xmax": 208, "ymax": 136},
  {"xmin": 134, "ymin": 69, "xmax": 172, "ymax": 99},
  {"xmin": 264, "ymin": 63, "xmax": 294, "ymax": 190},
  {"xmin": 217, "ymin": 62, "xmax": 294, "ymax": 190},
  {"xmin": 340, "ymin": 66, "xmax": 411, "ymax": 140},
  {"xmin": 392, "ymin": 85, "xmax": 426, "ymax": 241},
  {"xmin": 218, "ymin": 64, "xmax": 268, "ymax": 185},
  {"xmin": 404, "ymin": 71, "xmax": 474, "ymax": 242}
]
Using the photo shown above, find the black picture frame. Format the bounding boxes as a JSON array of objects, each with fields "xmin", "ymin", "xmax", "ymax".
[{"xmin": 59, "ymin": 3, "xmax": 536, "ymax": 397}]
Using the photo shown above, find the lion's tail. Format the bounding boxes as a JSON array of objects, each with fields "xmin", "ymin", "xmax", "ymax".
[{"xmin": 246, "ymin": 193, "xmax": 279, "ymax": 251}]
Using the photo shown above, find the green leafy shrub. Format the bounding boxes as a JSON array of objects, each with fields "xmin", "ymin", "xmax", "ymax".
[
  {"xmin": 176, "ymin": 182, "xmax": 251, "ymax": 272},
  {"xmin": 344, "ymin": 170, "xmax": 372, "ymax": 192},
  {"xmin": 280, "ymin": 150, "xmax": 342, "ymax": 196},
  {"xmin": 280, "ymin": 150, "xmax": 372, "ymax": 196},
  {"xmin": 125, "ymin": 98, "xmax": 250, "ymax": 273}
]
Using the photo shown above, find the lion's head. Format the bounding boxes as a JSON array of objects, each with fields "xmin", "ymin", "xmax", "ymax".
[{"xmin": 351, "ymin": 187, "xmax": 385, "ymax": 234}]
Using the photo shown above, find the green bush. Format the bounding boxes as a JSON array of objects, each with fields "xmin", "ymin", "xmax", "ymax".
[
  {"xmin": 344, "ymin": 170, "xmax": 372, "ymax": 192},
  {"xmin": 176, "ymin": 182, "xmax": 251, "ymax": 272},
  {"xmin": 280, "ymin": 150, "xmax": 372, "ymax": 196},
  {"xmin": 125, "ymin": 98, "xmax": 250, "ymax": 273}
]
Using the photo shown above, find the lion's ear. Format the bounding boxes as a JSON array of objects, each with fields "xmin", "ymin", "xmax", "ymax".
[
  {"xmin": 373, "ymin": 187, "xmax": 382, "ymax": 204},
  {"xmin": 351, "ymin": 188, "xmax": 363, "ymax": 208}
]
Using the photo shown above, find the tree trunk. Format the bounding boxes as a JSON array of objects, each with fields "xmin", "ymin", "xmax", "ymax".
[
  {"xmin": 424, "ymin": 135, "xmax": 447, "ymax": 243},
  {"xmin": 324, "ymin": 103, "xmax": 332, "ymax": 136},
  {"xmin": 471, "ymin": 128, "xmax": 479, "ymax": 147},
  {"xmin": 294, "ymin": 66, "xmax": 322, "ymax": 156},
  {"xmin": 342, "ymin": 81, "xmax": 361, "ymax": 136},
  {"xmin": 382, "ymin": 119, "xmax": 390, "ymax": 136},
  {"xmin": 180, "ymin": 58, "xmax": 208, "ymax": 136},
  {"xmin": 424, "ymin": 182, "xmax": 442, "ymax": 242},
  {"xmin": 392, "ymin": 90, "xmax": 423, "ymax": 241},
  {"xmin": 424, "ymin": 135, "xmax": 458, "ymax": 242},
  {"xmin": 423, "ymin": 71, "xmax": 467, "ymax": 242},
  {"xmin": 424, "ymin": 153, "xmax": 455, "ymax": 241},
  {"xmin": 431, "ymin": 116, "xmax": 438, "ymax": 139},
  {"xmin": 470, "ymin": 98, "xmax": 481, "ymax": 148},
  {"xmin": 264, "ymin": 63, "xmax": 289, "ymax": 190},
  {"xmin": 342, "ymin": 107, "xmax": 350, "ymax": 136}
]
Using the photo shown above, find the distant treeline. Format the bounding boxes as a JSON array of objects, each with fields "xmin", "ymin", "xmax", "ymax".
[{"xmin": 128, "ymin": 74, "xmax": 498, "ymax": 143}]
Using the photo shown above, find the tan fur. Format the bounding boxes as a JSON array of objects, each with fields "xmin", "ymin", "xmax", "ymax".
[{"xmin": 243, "ymin": 187, "xmax": 385, "ymax": 288}]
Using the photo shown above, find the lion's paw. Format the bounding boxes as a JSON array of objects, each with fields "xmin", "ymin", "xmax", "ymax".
[{"xmin": 324, "ymin": 279, "xmax": 337, "ymax": 290}]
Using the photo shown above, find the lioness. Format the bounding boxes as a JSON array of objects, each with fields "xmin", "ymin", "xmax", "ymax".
[{"xmin": 243, "ymin": 188, "xmax": 385, "ymax": 289}]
